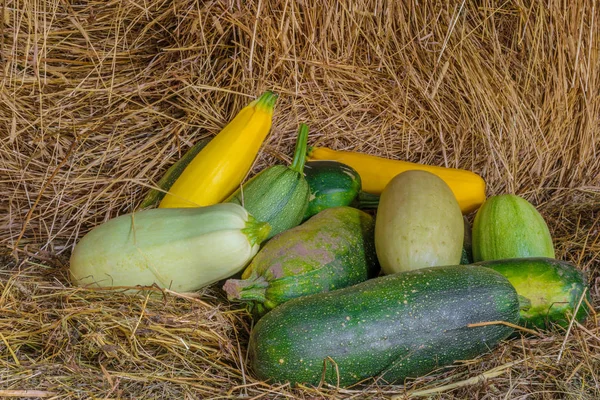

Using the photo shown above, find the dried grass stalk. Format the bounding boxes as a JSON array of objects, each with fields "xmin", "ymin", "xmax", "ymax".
[{"xmin": 1, "ymin": 0, "xmax": 599, "ymax": 398}]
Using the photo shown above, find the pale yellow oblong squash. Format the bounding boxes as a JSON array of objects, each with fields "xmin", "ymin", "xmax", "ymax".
[
  {"xmin": 159, "ymin": 91, "xmax": 277, "ymax": 208},
  {"xmin": 69, "ymin": 203, "xmax": 271, "ymax": 292},
  {"xmin": 375, "ymin": 170, "xmax": 464, "ymax": 274}
]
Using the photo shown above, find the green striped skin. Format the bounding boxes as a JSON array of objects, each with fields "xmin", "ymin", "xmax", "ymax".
[
  {"xmin": 478, "ymin": 258, "xmax": 590, "ymax": 330},
  {"xmin": 248, "ymin": 265, "xmax": 519, "ymax": 387},
  {"xmin": 139, "ymin": 139, "xmax": 210, "ymax": 208},
  {"xmin": 472, "ymin": 194, "xmax": 555, "ymax": 262},
  {"xmin": 227, "ymin": 165, "xmax": 309, "ymax": 239},
  {"xmin": 302, "ymin": 161, "xmax": 362, "ymax": 220},
  {"xmin": 223, "ymin": 207, "xmax": 379, "ymax": 317},
  {"xmin": 227, "ymin": 125, "xmax": 310, "ymax": 239}
]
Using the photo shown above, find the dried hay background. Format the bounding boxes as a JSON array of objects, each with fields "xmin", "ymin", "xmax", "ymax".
[{"xmin": 1, "ymin": 0, "xmax": 599, "ymax": 398}]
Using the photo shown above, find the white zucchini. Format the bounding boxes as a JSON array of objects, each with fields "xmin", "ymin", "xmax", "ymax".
[{"xmin": 69, "ymin": 203, "xmax": 270, "ymax": 292}]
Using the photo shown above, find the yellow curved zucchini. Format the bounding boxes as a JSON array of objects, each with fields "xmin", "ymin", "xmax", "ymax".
[{"xmin": 159, "ymin": 91, "xmax": 277, "ymax": 208}]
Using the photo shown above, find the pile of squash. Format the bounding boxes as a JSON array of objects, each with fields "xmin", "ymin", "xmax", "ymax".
[{"xmin": 70, "ymin": 91, "xmax": 592, "ymax": 388}]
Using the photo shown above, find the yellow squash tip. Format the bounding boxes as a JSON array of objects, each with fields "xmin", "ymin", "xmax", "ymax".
[{"xmin": 254, "ymin": 90, "xmax": 278, "ymax": 111}]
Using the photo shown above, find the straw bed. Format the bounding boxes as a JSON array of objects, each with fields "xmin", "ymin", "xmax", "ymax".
[{"xmin": 2, "ymin": 0, "xmax": 599, "ymax": 398}]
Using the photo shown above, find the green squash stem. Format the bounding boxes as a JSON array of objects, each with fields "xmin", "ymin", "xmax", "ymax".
[
  {"xmin": 241, "ymin": 216, "xmax": 271, "ymax": 247},
  {"xmin": 355, "ymin": 191, "xmax": 380, "ymax": 209},
  {"xmin": 518, "ymin": 295, "xmax": 532, "ymax": 311},
  {"xmin": 223, "ymin": 275, "xmax": 269, "ymax": 303},
  {"xmin": 253, "ymin": 90, "xmax": 278, "ymax": 112},
  {"xmin": 290, "ymin": 124, "xmax": 309, "ymax": 173}
]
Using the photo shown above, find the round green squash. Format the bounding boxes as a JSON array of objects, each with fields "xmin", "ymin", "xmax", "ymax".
[
  {"xmin": 472, "ymin": 194, "xmax": 555, "ymax": 261},
  {"xmin": 478, "ymin": 257, "xmax": 590, "ymax": 330},
  {"xmin": 375, "ymin": 170, "xmax": 464, "ymax": 274},
  {"xmin": 302, "ymin": 161, "xmax": 362, "ymax": 220}
]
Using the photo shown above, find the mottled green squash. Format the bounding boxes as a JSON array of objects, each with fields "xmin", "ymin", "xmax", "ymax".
[{"xmin": 223, "ymin": 207, "xmax": 379, "ymax": 317}]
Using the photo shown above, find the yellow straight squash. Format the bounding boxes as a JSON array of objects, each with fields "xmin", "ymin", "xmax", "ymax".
[
  {"xmin": 307, "ymin": 146, "xmax": 486, "ymax": 214},
  {"xmin": 159, "ymin": 91, "xmax": 277, "ymax": 208}
]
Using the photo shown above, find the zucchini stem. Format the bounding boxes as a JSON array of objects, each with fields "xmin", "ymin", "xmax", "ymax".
[
  {"xmin": 223, "ymin": 275, "xmax": 269, "ymax": 303},
  {"xmin": 290, "ymin": 123, "xmax": 309, "ymax": 173},
  {"xmin": 242, "ymin": 215, "xmax": 271, "ymax": 247},
  {"xmin": 253, "ymin": 90, "xmax": 278, "ymax": 111},
  {"xmin": 355, "ymin": 191, "xmax": 380, "ymax": 209},
  {"xmin": 518, "ymin": 295, "xmax": 532, "ymax": 311}
]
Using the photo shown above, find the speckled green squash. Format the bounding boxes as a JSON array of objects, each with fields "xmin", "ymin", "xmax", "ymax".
[
  {"xmin": 248, "ymin": 265, "xmax": 519, "ymax": 387},
  {"xmin": 472, "ymin": 194, "xmax": 555, "ymax": 261},
  {"xmin": 302, "ymin": 161, "xmax": 362, "ymax": 220},
  {"xmin": 478, "ymin": 258, "xmax": 590, "ymax": 330},
  {"xmin": 227, "ymin": 124, "xmax": 310, "ymax": 239},
  {"xmin": 223, "ymin": 207, "xmax": 379, "ymax": 317}
]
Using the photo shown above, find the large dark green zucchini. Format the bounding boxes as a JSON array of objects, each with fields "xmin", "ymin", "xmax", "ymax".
[
  {"xmin": 302, "ymin": 161, "xmax": 362, "ymax": 220},
  {"xmin": 477, "ymin": 257, "xmax": 591, "ymax": 330},
  {"xmin": 248, "ymin": 265, "xmax": 520, "ymax": 387},
  {"xmin": 227, "ymin": 124, "xmax": 310, "ymax": 238},
  {"xmin": 223, "ymin": 207, "xmax": 379, "ymax": 317}
]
